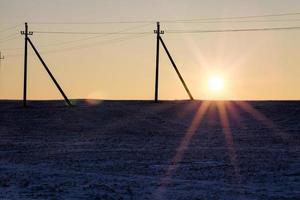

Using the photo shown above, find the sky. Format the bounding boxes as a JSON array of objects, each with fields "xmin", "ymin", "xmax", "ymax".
[{"xmin": 1, "ymin": 0, "xmax": 300, "ymax": 100}]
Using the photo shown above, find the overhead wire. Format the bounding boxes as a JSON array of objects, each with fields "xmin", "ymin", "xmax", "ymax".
[
  {"xmin": 2, "ymin": 23, "xmax": 152, "ymax": 51},
  {"xmin": 0, "ymin": 24, "xmax": 21, "ymax": 33},
  {"xmin": 5, "ymin": 23, "xmax": 153, "ymax": 57},
  {"xmin": 166, "ymin": 26, "xmax": 300, "ymax": 33},
  {"xmin": 29, "ymin": 26, "xmax": 300, "ymax": 36},
  {"xmin": 29, "ymin": 20, "xmax": 155, "ymax": 25},
  {"xmin": 0, "ymin": 33, "xmax": 19, "ymax": 40},
  {"xmin": 0, "ymin": 33, "xmax": 20, "ymax": 43},
  {"xmin": 31, "ymin": 30, "xmax": 152, "ymax": 35},
  {"xmin": 5, "ymin": 33, "xmax": 150, "ymax": 58},
  {"xmin": 162, "ymin": 18, "xmax": 300, "ymax": 24},
  {"xmin": 30, "ymin": 22, "xmax": 152, "ymax": 46},
  {"xmin": 3, "ymin": 11, "xmax": 300, "ymax": 57},
  {"xmin": 161, "ymin": 11, "xmax": 300, "ymax": 23},
  {"xmin": 28, "ymin": 11, "xmax": 300, "ymax": 25},
  {"xmin": 38, "ymin": 33, "xmax": 150, "ymax": 55}
]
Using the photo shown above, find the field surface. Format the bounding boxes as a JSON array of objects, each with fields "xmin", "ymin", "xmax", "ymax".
[{"xmin": 0, "ymin": 100, "xmax": 299, "ymax": 199}]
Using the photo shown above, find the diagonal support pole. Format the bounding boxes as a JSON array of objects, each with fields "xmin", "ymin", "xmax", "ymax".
[
  {"xmin": 27, "ymin": 38, "xmax": 72, "ymax": 106},
  {"xmin": 159, "ymin": 36, "xmax": 194, "ymax": 100}
]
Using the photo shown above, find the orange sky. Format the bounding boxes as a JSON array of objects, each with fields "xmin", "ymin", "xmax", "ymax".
[{"xmin": 1, "ymin": 0, "xmax": 300, "ymax": 100}]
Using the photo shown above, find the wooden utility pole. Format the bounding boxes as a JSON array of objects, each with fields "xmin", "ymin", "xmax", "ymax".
[
  {"xmin": 21, "ymin": 22, "xmax": 32, "ymax": 107},
  {"xmin": 20, "ymin": 23, "xmax": 72, "ymax": 107},
  {"xmin": 154, "ymin": 22, "xmax": 194, "ymax": 101},
  {"xmin": 154, "ymin": 22, "xmax": 164, "ymax": 102},
  {"xmin": 0, "ymin": 51, "xmax": 4, "ymax": 67}
]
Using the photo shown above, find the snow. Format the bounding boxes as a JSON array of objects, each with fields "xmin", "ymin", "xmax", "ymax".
[{"xmin": 0, "ymin": 100, "xmax": 299, "ymax": 199}]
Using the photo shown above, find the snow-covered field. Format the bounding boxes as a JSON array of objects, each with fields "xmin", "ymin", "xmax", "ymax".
[{"xmin": 0, "ymin": 100, "xmax": 299, "ymax": 199}]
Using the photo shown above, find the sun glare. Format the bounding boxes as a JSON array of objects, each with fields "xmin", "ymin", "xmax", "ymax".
[{"xmin": 208, "ymin": 75, "xmax": 224, "ymax": 92}]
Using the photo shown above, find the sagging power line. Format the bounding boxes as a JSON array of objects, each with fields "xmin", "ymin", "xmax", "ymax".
[
  {"xmin": 28, "ymin": 25, "xmax": 300, "ymax": 36},
  {"xmin": 166, "ymin": 26, "xmax": 300, "ymax": 34},
  {"xmin": 3, "ymin": 11, "xmax": 300, "ymax": 55},
  {"xmin": 27, "ymin": 11, "xmax": 300, "ymax": 24},
  {"xmin": 161, "ymin": 18, "xmax": 300, "ymax": 24},
  {"xmin": 31, "ymin": 31, "xmax": 152, "ymax": 35},
  {"xmin": 2, "ymin": 23, "xmax": 152, "ymax": 52},
  {"xmin": 161, "ymin": 11, "xmax": 300, "ymax": 23},
  {"xmin": 0, "ymin": 24, "xmax": 22, "ymax": 33},
  {"xmin": 0, "ymin": 33, "xmax": 20, "ymax": 43},
  {"xmin": 3, "ymin": 33, "xmax": 149, "ymax": 58}
]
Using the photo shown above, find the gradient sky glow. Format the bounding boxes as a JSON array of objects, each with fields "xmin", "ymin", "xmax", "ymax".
[{"xmin": 1, "ymin": 0, "xmax": 300, "ymax": 100}]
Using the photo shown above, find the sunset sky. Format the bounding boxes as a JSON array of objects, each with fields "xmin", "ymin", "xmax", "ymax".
[{"xmin": 1, "ymin": 0, "xmax": 300, "ymax": 100}]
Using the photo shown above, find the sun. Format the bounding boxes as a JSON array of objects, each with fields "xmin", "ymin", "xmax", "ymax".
[{"xmin": 208, "ymin": 75, "xmax": 224, "ymax": 92}]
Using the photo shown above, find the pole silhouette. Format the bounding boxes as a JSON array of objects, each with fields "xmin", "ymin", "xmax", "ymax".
[
  {"xmin": 21, "ymin": 23, "xmax": 32, "ymax": 107},
  {"xmin": 154, "ymin": 22, "xmax": 194, "ymax": 101},
  {"xmin": 159, "ymin": 37, "xmax": 194, "ymax": 100},
  {"xmin": 154, "ymin": 22, "xmax": 163, "ymax": 102},
  {"xmin": 0, "ymin": 51, "xmax": 4, "ymax": 67},
  {"xmin": 27, "ymin": 38, "xmax": 72, "ymax": 106},
  {"xmin": 21, "ymin": 23, "xmax": 72, "ymax": 107}
]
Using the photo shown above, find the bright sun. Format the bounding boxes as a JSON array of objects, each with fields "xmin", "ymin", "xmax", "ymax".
[{"xmin": 208, "ymin": 75, "xmax": 224, "ymax": 92}]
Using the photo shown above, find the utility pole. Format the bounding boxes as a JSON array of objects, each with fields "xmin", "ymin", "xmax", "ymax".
[
  {"xmin": 154, "ymin": 22, "xmax": 194, "ymax": 101},
  {"xmin": 21, "ymin": 22, "xmax": 32, "ymax": 107},
  {"xmin": 0, "ymin": 52, "xmax": 4, "ymax": 67},
  {"xmin": 154, "ymin": 22, "xmax": 164, "ymax": 102},
  {"xmin": 20, "ymin": 23, "xmax": 72, "ymax": 107}
]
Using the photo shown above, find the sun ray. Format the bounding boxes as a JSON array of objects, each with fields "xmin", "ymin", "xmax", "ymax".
[
  {"xmin": 216, "ymin": 102, "xmax": 241, "ymax": 181},
  {"xmin": 225, "ymin": 101, "xmax": 244, "ymax": 127},
  {"xmin": 155, "ymin": 101, "xmax": 211, "ymax": 198},
  {"xmin": 234, "ymin": 101, "xmax": 288, "ymax": 140}
]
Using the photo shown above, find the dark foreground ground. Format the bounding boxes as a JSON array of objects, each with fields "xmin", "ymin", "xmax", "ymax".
[{"xmin": 0, "ymin": 100, "xmax": 299, "ymax": 199}]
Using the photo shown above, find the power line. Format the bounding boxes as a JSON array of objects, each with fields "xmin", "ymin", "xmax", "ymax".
[
  {"xmin": 29, "ymin": 21, "xmax": 155, "ymax": 25},
  {"xmin": 0, "ymin": 34, "xmax": 19, "ymax": 43},
  {"xmin": 164, "ymin": 18, "xmax": 300, "ymax": 24},
  {"xmin": 4, "ymin": 26, "xmax": 300, "ymax": 55},
  {"xmin": 28, "ymin": 11, "xmax": 300, "ymax": 25},
  {"xmin": 0, "ymin": 47, "xmax": 22, "ymax": 51},
  {"xmin": 4, "ymin": 22, "xmax": 300, "ymax": 57},
  {"xmin": 4, "ymin": 52, "xmax": 23, "ymax": 58},
  {"xmin": 5, "ymin": 33, "xmax": 149, "ymax": 57},
  {"xmin": 37, "ymin": 34, "xmax": 150, "ymax": 55},
  {"xmin": 166, "ymin": 26, "xmax": 300, "ymax": 33},
  {"xmin": 0, "ymin": 36, "xmax": 19, "ymax": 44},
  {"xmin": 161, "ymin": 11, "xmax": 300, "ymax": 23},
  {"xmin": 2, "ymin": 23, "xmax": 152, "ymax": 51},
  {"xmin": 30, "ymin": 22, "xmax": 152, "ymax": 47},
  {"xmin": 31, "ymin": 31, "xmax": 152, "ymax": 35},
  {"xmin": 0, "ymin": 33, "xmax": 19, "ymax": 40},
  {"xmin": 0, "ymin": 24, "xmax": 21, "ymax": 33}
]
